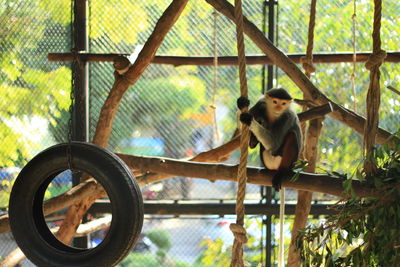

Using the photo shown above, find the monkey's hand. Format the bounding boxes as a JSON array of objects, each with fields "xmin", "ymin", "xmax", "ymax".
[
  {"xmin": 239, "ymin": 112, "xmax": 253, "ymax": 126},
  {"xmin": 237, "ymin": 96, "xmax": 250, "ymax": 110}
]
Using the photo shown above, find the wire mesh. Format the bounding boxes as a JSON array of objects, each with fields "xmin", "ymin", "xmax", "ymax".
[{"xmin": 0, "ymin": 0, "xmax": 399, "ymax": 266}]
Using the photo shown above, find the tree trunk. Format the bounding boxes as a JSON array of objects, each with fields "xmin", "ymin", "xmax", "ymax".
[{"xmin": 288, "ymin": 118, "xmax": 323, "ymax": 267}]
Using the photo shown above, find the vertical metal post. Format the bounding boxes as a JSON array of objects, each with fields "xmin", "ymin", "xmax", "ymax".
[
  {"xmin": 72, "ymin": 0, "xmax": 89, "ymax": 248},
  {"xmin": 267, "ymin": 0, "xmax": 276, "ymax": 91},
  {"xmin": 261, "ymin": 0, "xmax": 278, "ymax": 266},
  {"xmin": 261, "ymin": 1, "xmax": 268, "ymax": 94},
  {"xmin": 72, "ymin": 0, "xmax": 89, "ymax": 143}
]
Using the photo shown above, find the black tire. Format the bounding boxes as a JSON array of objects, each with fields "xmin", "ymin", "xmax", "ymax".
[{"xmin": 9, "ymin": 142, "xmax": 143, "ymax": 267}]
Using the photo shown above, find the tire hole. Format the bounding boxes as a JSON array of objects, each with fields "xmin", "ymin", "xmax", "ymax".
[{"xmin": 43, "ymin": 169, "xmax": 112, "ymax": 249}]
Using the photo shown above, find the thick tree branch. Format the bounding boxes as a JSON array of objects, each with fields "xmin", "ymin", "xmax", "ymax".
[
  {"xmin": 48, "ymin": 52, "xmax": 400, "ymax": 65},
  {"xmin": 387, "ymin": 85, "xmax": 400, "ymax": 96},
  {"xmin": 92, "ymin": 0, "xmax": 189, "ymax": 147},
  {"xmin": 1, "ymin": 155, "xmax": 379, "ymax": 236},
  {"xmin": 114, "ymin": 156, "xmax": 379, "ymax": 199},
  {"xmin": 1, "ymin": 247, "xmax": 24, "ymax": 267},
  {"xmin": 289, "ymin": 118, "xmax": 324, "ymax": 266},
  {"xmin": 53, "ymin": 215, "xmax": 112, "ymax": 238},
  {"xmin": 121, "ymin": 103, "xmax": 332, "ymax": 182},
  {"xmin": 205, "ymin": 0, "xmax": 399, "ymax": 149},
  {"xmin": 1, "ymin": 215, "xmax": 112, "ymax": 266},
  {"xmin": 0, "ymin": 179, "xmax": 103, "ymax": 234}
]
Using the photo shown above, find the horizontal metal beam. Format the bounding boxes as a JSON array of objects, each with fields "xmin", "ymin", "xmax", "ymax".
[
  {"xmin": 88, "ymin": 200, "xmax": 337, "ymax": 216},
  {"xmin": 48, "ymin": 52, "xmax": 400, "ymax": 65}
]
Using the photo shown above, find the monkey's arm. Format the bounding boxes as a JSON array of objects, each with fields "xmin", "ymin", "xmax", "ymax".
[
  {"xmin": 248, "ymin": 119, "xmax": 274, "ymax": 150},
  {"xmin": 236, "ymin": 111, "xmax": 259, "ymax": 149},
  {"xmin": 238, "ymin": 111, "xmax": 281, "ymax": 151}
]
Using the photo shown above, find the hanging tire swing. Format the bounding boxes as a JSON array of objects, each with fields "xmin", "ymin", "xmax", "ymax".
[{"xmin": 9, "ymin": 142, "xmax": 144, "ymax": 267}]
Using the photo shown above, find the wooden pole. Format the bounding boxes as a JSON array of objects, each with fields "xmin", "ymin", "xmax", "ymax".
[
  {"xmin": 288, "ymin": 0, "xmax": 319, "ymax": 265},
  {"xmin": 0, "ymin": 157, "xmax": 380, "ymax": 235},
  {"xmin": 48, "ymin": 52, "xmax": 400, "ymax": 65}
]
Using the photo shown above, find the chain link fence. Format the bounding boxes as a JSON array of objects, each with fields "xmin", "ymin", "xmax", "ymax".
[{"xmin": 1, "ymin": 0, "xmax": 399, "ymax": 266}]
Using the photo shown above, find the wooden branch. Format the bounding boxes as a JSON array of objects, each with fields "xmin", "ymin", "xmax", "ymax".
[
  {"xmin": 92, "ymin": 0, "xmax": 189, "ymax": 147},
  {"xmin": 1, "ymin": 215, "xmax": 113, "ymax": 266},
  {"xmin": 44, "ymin": 178, "xmax": 105, "ymax": 215},
  {"xmin": 1, "ymin": 247, "xmax": 24, "ymax": 267},
  {"xmin": 294, "ymin": 98, "xmax": 317, "ymax": 107},
  {"xmin": 52, "ymin": 215, "xmax": 112, "ymax": 238},
  {"xmin": 0, "ymin": 179, "xmax": 103, "ymax": 234},
  {"xmin": 289, "ymin": 116, "xmax": 324, "ymax": 266},
  {"xmin": 205, "ymin": 0, "xmax": 400, "ymax": 149},
  {"xmin": 123, "ymin": 2, "xmax": 188, "ymax": 83},
  {"xmin": 387, "ymin": 85, "xmax": 400, "ymax": 96},
  {"xmin": 0, "ymin": 155, "xmax": 379, "ymax": 236},
  {"xmin": 297, "ymin": 103, "xmax": 332, "ymax": 121},
  {"xmin": 153, "ymin": 53, "xmax": 400, "ymax": 65},
  {"xmin": 0, "ymin": 214, "xmax": 9, "ymax": 234},
  {"xmin": 120, "ymin": 136, "xmax": 241, "ymax": 184},
  {"xmin": 126, "ymin": 156, "xmax": 379, "ymax": 198},
  {"xmin": 0, "ymin": 181, "xmax": 104, "ymax": 235},
  {"xmin": 120, "ymin": 103, "xmax": 333, "ymax": 183},
  {"xmin": 48, "ymin": 52, "xmax": 400, "ymax": 65}
]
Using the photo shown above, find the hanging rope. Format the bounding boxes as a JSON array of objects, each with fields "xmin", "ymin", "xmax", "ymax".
[
  {"xmin": 230, "ymin": 0, "xmax": 250, "ymax": 266},
  {"xmin": 210, "ymin": 10, "xmax": 220, "ymax": 141},
  {"xmin": 363, "ymin": 0, "xmax": 386, "ymax": 176},
  {"xmin": 350, "ymin": 0, "xmax": 358, "ymax": 112},
  {"xmin": 300, "ymin": 0, "xmax": 317, "ymax": 77},
  {"xmin": 278, "ymin": 189, "xmax": 285, "ymax": 267}
]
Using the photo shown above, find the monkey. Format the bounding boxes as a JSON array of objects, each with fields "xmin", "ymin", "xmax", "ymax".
[{"xmin": 237, "ymin": 88, "xmax": 302, "ymax": 191}]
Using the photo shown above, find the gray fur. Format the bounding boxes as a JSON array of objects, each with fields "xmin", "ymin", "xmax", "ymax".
[{"xmin": 248, "ymin": 98, "xmax": 302, "ymax": 157}]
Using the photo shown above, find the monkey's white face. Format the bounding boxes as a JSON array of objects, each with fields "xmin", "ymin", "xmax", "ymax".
[{"xmin": 266, "ymin": 96, "xmax": 291, "ymax": 118}]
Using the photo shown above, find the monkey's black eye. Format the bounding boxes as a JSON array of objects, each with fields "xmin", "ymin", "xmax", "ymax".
[
  {"xmin": 282, "ymin": 102, "xmax": 286, "ymax": 105},
  {"xmin": 273, "ymin": 100, "xmax": 278, "ymax": 104}
]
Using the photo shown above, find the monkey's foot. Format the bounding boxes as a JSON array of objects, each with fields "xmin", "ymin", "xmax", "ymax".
[
  {"xmin": 272, "ymin": 173, "xmax": 283, "ymax": 192},
  {"xmin": 272, "ymin": 178, "xmax": 281, "ymax": 192}
]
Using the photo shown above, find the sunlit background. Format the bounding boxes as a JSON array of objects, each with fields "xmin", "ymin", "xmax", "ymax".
[{"xmin": 1, "ymin": 0, "xmax": 399, "ymax": 266}]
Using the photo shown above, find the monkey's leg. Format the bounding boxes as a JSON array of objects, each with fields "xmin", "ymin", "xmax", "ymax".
[
  {"xmin": 262, "ymin": 149, "xmax": 281, "ymax": 170},
  {"xmin": 272, "ymin": 130, "xmax": 299, "ymax": 191}
]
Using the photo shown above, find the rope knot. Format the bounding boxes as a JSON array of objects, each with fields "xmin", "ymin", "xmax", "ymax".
[
  {"xmin": 300, "ymin": 56, "xmax": 316, "ymax": 74},
  {"xmin": 365, "ymin": 49, "xmax": 387, "ymax": 70},
  {"xmin": 209, "ymin": 104, "xmax": 216, "ymax": 110},
  {"xmin": 230, "ymin": 223, "xmax": 248, "ymax": 243}
]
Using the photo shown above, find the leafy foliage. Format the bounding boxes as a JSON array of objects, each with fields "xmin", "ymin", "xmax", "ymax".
[
  {"xmin": 118, "ymin": 252, "xmax": 191, "ymax": 267},
  {"xmin": 147, "ymin": 229, "xmax": 172, "ymax": 251},
  {"xmin": 0, "ymin": 0, "xmax": 72, "ymax": 167},
  {"xmin": 197, "ymin": 238, "xmax": 231, "ymax": 267},
  {"xmin": 146, "ymin": 229, "xmax": 173, "ymax": 264},
  {"xmin": 296, "ymin": 144, "xmax": 400, "ymax": 266},
  {"xmin": 0, "ymin": 178, "xmax": 14, "ymax": 210},
  {"xmin": 117, "ymin": 253, "xmax": 159, "ymax": 267}
]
